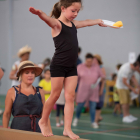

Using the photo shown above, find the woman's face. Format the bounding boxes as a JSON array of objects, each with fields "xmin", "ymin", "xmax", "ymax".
[
  {"xmin": 62, "ymin": 2, "xmax": 81, "ymax": 21},
  {"xmin": 85, "ymin": 58, "xmax": 93, "ymax": 67},
  {"xmin": 21, "ymin": 68, "xmax": 35, "ymax": 84}
]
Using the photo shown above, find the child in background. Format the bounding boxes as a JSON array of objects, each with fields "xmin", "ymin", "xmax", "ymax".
[
  {"xmin": 56, "ymin": 88, "xmax": 65, "ymax": 127},
  {"xmin": 39, "ymin": 69, "xmax": 51, "ymax": 101},
  {"xmin": 112, "ymin": 74, "xmax": 122, "ymax": 116}
]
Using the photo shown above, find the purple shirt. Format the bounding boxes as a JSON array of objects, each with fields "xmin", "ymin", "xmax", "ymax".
[{"xmin": 76, "ymin": 63, "xmax": 104, "ymax": 103}]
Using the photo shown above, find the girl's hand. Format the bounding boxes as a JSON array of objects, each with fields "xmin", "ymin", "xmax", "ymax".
[
  {"xmin": 29, "ymin": 7, "xmax": 41, "ymax": 15},
  {"xmin": 98, "ymin": 19, "xmax": 107, "ymax": 27}
]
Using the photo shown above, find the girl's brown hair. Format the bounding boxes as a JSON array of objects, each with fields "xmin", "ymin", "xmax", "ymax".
[{"xmin": 50, "ymin": 0, "xmax": 82, "ymax": 19}]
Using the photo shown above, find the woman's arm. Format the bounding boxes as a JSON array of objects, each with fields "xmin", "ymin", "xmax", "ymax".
[
  {"xmin": 29, "ymin": 7, "xmax": 60, "ymax": 29},
  {"xmin": 3, "ymin": 88, "xmax": 14, "ymax": 128},
  {"xmin": 0, "ymin": 68, "xmax": 4, "ymax": 80},
  {"xmin": 9, "ymin": 70, "xmax": 18, "ymax": 80},
  {"xmin": 73, "ymin": 19, "xmax": 107, "ymax": 29},
  {"xmin": 99, "ymin": 66, "xmax": 106, "ymax": 96},
  {"xmin": 99, "ymin": 78, "xmax": 105, "ymax": 96},
  {"xmin": 39, "ymin": 88, "xmax": 53, "ymax": 133},
  {"xmin": 101, "ymin": 67, "xmax": 106, "ymax": 77},
  {"xmin": 9, "ymin": 64, "xmax": 18, "ymax": 80},
  {"xmin": 100, "ymin": 67, "xmax": 106, "ymax": 95}
]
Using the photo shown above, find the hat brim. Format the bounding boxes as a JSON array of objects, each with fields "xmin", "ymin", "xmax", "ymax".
[
  {"xmin": 18, "ymin": 50, "xmax": 31, "ymax": 58},
  {"xmin": 16, "ymin": 66, "xmax": 43, "ymax": 78}
]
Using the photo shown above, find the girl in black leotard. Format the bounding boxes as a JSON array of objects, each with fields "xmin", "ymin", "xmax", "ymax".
[
  {"xmin": 3, "ymin": 61, "xmax": 52, "ymax": 133},
  {"xmin": 29, "ymin": 0, "xmax": 106, "ymax": 139}
]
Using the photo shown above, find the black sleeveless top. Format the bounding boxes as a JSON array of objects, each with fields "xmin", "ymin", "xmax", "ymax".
[
  {"xmin": 11, "ymin": 86, "xmax": 43, "ymax": 132},
  {"xmin": 51, "ymin": 20, "xmax": 79, "ymax": 67}
]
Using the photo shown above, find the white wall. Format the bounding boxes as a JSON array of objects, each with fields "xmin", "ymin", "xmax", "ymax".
[{"xmin": 0, "ymin": 0, "xmax": 140, "ymax": 94}]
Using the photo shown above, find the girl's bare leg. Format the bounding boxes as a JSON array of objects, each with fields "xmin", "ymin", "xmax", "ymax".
[
  {"xmin": 39, "ymin": 77, "xmax": 64, "ymax": 137},
  {"xmin": 63, "ymin": 76, "xmax": 80, "ymax": 139},
  {"xmin": 48, "ymin": 118, "xmax": 53, "ymax": 133}
]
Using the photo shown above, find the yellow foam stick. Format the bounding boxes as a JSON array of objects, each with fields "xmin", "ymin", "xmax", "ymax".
[{"xmin": 113, "ymin": 21, "xmax": 123, "ymax": 27}]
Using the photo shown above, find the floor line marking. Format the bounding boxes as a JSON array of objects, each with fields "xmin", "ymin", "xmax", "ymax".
[
  {"xmin": 77, "ymin": 127, "xmax": 140, "ymax": 135},
  {"xmin": 51, "ymin": 126, "xmax": 140, "ymax": 139},
  {"xmin": 50, "ymin": 117, "xmax": 139, "ymax": 128}
]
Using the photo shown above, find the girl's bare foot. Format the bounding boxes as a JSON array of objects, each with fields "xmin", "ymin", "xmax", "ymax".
[
  {"xmin": 63, "ymin": 129, "xmax": 80, "ymax": 139},
  {"xmin": 38, "ymin": 119, "xmax": 53, "ymax": 137}
]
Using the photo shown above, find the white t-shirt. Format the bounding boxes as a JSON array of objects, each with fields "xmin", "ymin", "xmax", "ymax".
[
  {"xmin": 116, "ymin": 62, "xmax": 134, "ymax": 89},
  {"xmin": 11, "ymin": 60, "xmax": 21, "ymax": 87},
  {"xmin": 56, "ymin": 88, "xmax": 65, "ymax": 105}
]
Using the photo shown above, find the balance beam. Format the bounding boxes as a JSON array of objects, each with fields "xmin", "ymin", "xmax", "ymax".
[{"xmin": 0, "ymin": 128, "xmax": 88, "ymax": 140}]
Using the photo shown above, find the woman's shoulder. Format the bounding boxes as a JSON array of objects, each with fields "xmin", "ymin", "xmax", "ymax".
[
  {"xmin": 7, "ymin": 87, "xmax": 15, "ymax": 94},
  {"xmin": 6, "ymin": 87, "xmax": 16, "ymax": 99}
]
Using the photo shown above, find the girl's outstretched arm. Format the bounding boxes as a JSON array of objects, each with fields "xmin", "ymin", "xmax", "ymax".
[
  {"xmin": 73, "ymin": 19, "xmax": 107, "ymax": 29},
  {"xmin": 29, "ymin": 7, "xmax": 59, "ymax": 28}
]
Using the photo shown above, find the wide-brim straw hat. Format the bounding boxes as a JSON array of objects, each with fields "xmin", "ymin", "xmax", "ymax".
[
  {"xmin": 94, "ymin": 54, "xmax": 103, "ymax": 65},
  {"xmin": 17, "ymin": 45, "xmax": 32, "ymax": 58},
  {"xmin": 16, "ymin": 61, "xmax": 43, "ymax": 78}
]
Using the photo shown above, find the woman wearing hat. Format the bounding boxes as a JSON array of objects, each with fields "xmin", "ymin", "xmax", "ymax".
[
  {"xmin": 9, "ymin": 45, "xmax": 32, "ymax": 87},
  {"xmin": 3, "ymin": 61, "xmax": 52, "ymax": 133},
  {"xmin": 93, "ymin": 54, "xmax": 106, "ymax": 128}
]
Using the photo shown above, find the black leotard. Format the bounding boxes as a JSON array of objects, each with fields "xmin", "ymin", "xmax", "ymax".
[{"xmin": 51, "ymin": 20, "xmax": 79, "ymax": 67}]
